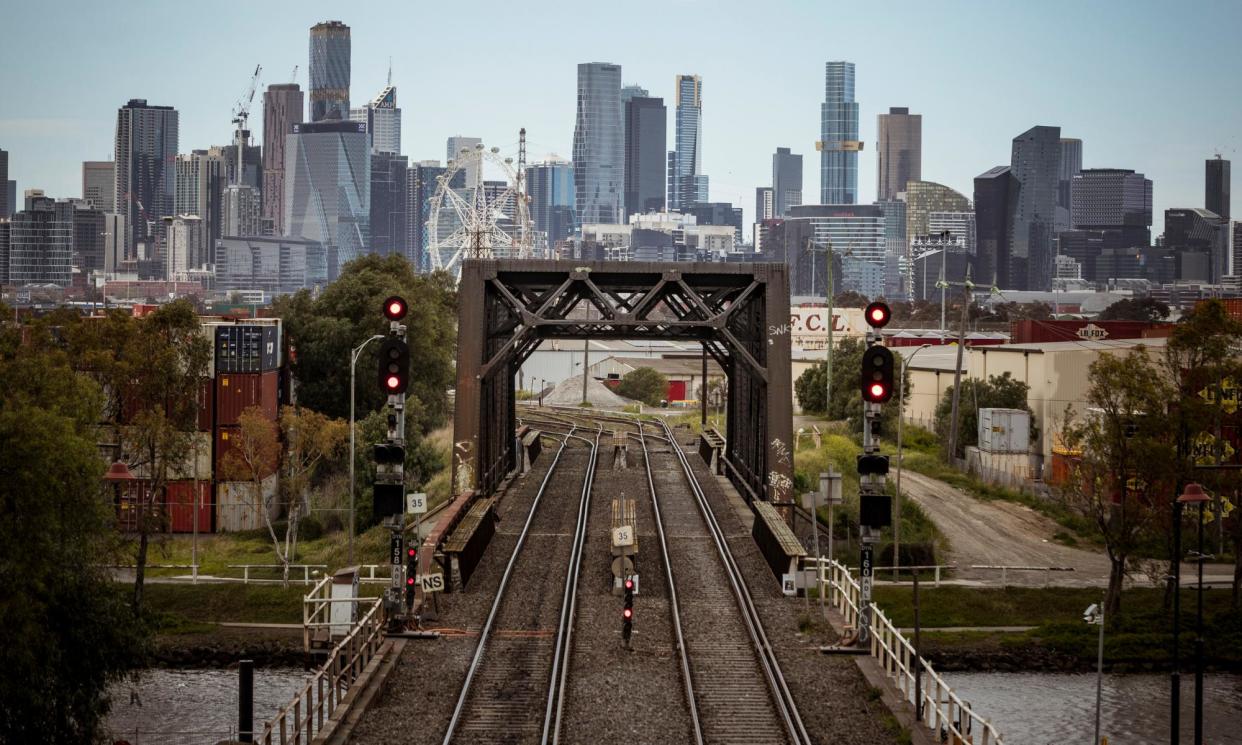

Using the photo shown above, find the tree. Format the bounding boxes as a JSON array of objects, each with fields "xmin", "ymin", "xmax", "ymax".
[
  {"xmin": 0, "ymin": 309, "xmax": 148, "ymax": 742},
  {"xmin": 279, "ymin": 406, "xmax": 348, "ymax": 570},
  {"xmin": 794, "ymin": 336, "xmax": 910, "ymax": 437},
  {"xmin": 933, "ymin": 372, "xmax": 1036, "ymax": 458},
  {"xmin": 1098, "ymin": 297, "xmax": 1171, "ymax": 322},
  {"xmin": 832, "ymin": 290, "xmax": 870, "ymax": 308},
  {"xmin": 1060, "ymin": 348, "xmax": 1177, "ymax": 625},
  {"xmin": 273, "ymin": 254, "xmax": 457, "ymax": 433},
  {"xmin": 60, "ymin": 301, "xmax": 211, "ymax": 612},
  {"xmin": 618, "ymin": 367, "xmax": 668, "ymax": 406}
]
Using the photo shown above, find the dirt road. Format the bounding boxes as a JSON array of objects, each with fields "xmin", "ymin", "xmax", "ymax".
[{"xmin": 899, "ymin": 470, "xmax": 1113, "ymax": 586}]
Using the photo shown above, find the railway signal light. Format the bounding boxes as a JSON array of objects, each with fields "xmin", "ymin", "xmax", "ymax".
[
  {"xmin": 864, "ymin": 301, "xmax": 891, "ymax": 329},
  {"xmin": 382, "ymin": 295, "xmax": 408, "ymax": 321},
  {"xmin": 622, "ymin": 578, "xmax": 634, "ymax": 644},
  {"xmin": 860, "ymin": 493, "xmax": 893, "ymax": 528},
  {"xmin": 405, "ymin": 546, "xmax": 418, "ymax": 609},
  {"xmin": 860, "ymin": 346, "xmax": 895, "ymax": 404},
  {"xmin": 378, "ymin": 337, "xmax": 410, "ymax": 394}
]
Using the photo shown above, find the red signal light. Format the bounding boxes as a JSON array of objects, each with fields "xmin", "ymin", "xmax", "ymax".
[
  {"xmin": 624, "ymin": 579, "xmax": 634, "ymax": 590},
  {"xmin": 382, "ymin": 295, "xmax": 408, "ymax": 321},
  {"xmin": 406, "ymin": 576, "xmax": 415, "ymax": 586},
  {"xmin": 386, "ymin": 375, "xmax": 400, "ymax": 390},
  {"xmin": 407, "ymin": 548, "xmax": 417, "ymax": 558},
  {"xmin": 864, "ymin": 301, "xmax": 891, "ymax": 329},
  {"xmin": 622, "ymin": 608, "xmax": 633, "ymax": 620},
  {"xmin": 869, "ymin": 383, "xmax": 886, "ymax": 399}
]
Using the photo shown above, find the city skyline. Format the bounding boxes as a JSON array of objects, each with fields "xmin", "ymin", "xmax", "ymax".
[{"xmin": 0, "ymin": 1, "xmax": 1239, "ymax": 235}]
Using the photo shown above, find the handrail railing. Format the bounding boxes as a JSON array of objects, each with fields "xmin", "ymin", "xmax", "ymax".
[
  {"xmin": 816, "ymin": 558, "xmax": 1005, "ymax": 745},
  {"xmin": 262, "ymin": 595, "xmax": 385, "ymax": 744},
  {"xmin": 227, "ymin": 563, "xmax": 328, "ymax": 585}
]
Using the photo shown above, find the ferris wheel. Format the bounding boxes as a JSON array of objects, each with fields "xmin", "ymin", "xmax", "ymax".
[{"xmin": 427, "ymin": 142, "xmax": 534, "ymax": 277}]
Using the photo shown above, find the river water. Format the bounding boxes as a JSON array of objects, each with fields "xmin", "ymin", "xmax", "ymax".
[
  {"xmin": 106, "ymin": 667, "xmax": 308, "ymax": 744},
  {"xmin": 946, "ymin": 672, "xmax": 1242, "ymax": 744}
]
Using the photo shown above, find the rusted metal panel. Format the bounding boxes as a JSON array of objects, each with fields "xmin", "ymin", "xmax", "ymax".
[
  {"xmin": 165, "ymin": 481, "xmax": 213, "ymax": 533},
  {"xmin": 215, "ymin": 474, "xmax": 279, "ymax": 532}
]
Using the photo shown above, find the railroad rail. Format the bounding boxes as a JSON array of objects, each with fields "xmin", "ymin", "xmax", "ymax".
[{"xmin": 441, "ymin": 424, "xmax": 600, "ymax": 745}]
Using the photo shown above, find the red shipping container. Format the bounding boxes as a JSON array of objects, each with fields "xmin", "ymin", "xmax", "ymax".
[
  {"xmin": 214, "ymin": 371, "xmax": 279, "ymax": 426},
  {"xmin": 165, "ymin": 481, "xmax": 213, "ymax": 534},
  {"xmin": 1009, "ymin": 319, "xmax": 1167, "ymax": 345},
  {"xmin": 215, "ymin": 426, "xmax": 278, "ymax": 479},
  {"xmin": 197, "ymin": 378, "xmax": 214, "ymax": 431}
]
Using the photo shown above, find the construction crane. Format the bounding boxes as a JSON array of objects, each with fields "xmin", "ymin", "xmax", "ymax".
[{"xmin": 230, "ymin": 64, "xmax": 262, "ymax": 184}]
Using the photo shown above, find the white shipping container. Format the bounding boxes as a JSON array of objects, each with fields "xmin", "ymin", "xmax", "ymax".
[
  {"xmin": 216, "ymin": 474, "xmax": 280, "ymax": 532},
  {"xmin": 978, "ymin": 408, "xmax": 1030, "ymax": 453}
]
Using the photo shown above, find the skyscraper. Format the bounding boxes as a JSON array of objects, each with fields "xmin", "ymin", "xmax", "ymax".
[
  {"xmin": 527, "ymin": 157, "xmax": 577, "ymax": 249},
  {"xmin": 407, "ymin": 161, "xmax": 464, "ymax": 271},
  {"xmin": 772, "ymin": 147, "xmax": 803, "ymax": 217},
  {"xmin": 71, "ymin": 200, "xmax": 107, "ymax": 274},
  {"xmin": 284, "ymin": 120, "xmax": 370, "ymax": 274},
  {"xmin": 669, "ymin": 74, "xmax": 707, "ymax": 210},
  {"xmin": 309, "ymin": 21, "xmax": 350, "ymax": 122},
  {"xmin": 624, "ymin": 95, "xmax": 666, "ymax": 217},
  {"xmin": 369, "ymin": 152, "xmax": 408, "ymax": 256},
  {"xmin": 1009, "ymin": 125, "xmax": 1061, "ymax": 290},
  {"xmin": 350, "ymin": 85, "xmax": 401, "ymax": 155},
  {"xmin": 572, "ymin": 62, "xmax": 624, "ymax": 225},
  {"xmin": 974, "ymin": 166, "xmax": 1018, "ymax": 287},
  {"xmin": 114, "ymin": 99, "xmax": 178, "ymax": 258},
  {"xmin": 904, "ymin": 180, "xmax": 970, "ymax": 244},
  {"xmin": 263, "ymin": 83, "xmax": 303, "ymax": 235},
  {"xmin": 174, "ymin": 149, "xmax": 227, "ymax": 253},
  {"xmin": 1070, "ymin": 168, "xmax": 1152, "ymax": 247},
  {"xmin": 876, "ymin": 107, "xmax": 921, "ymax": 201},
  {"xmin": 0, "ymin": 149, "xmax": 8, "ymax": 219},
  {"xmin": 755, "ymin": 187, "xmax": 774, "ymax": 222},
  {"xmin": 1056, "ymin": 138, "xmax": 1082, "ymax": 232},
  {"xmin": 82, "ymin": 161, "xmax": 115, "ymax": 212},
  {"xmin": 446, "ymin": 136, "xmax": 483, "ymax": 190},
  {"xmin": 1207, "ymin": 155, "xmax": 1230, "ymax": 221},
  {"xmin": 819, "ymin": 61, "xmax": 861, "ymax": 204}
]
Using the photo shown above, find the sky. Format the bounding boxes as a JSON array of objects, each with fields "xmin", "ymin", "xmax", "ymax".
[{"xmin": 1, "ymin": 0, "xmax": 1239, "ymax": 235}]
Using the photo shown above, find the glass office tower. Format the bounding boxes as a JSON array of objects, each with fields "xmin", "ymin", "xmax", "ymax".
[
  {"xmin": 819, "ymin": 61, "xmax": 860, "ymax": 204},
  {"xmin": 572, "ymin": 62, "xmax": 624, "ymax": 225},
  {"xmin": 309, "ymin": 21, "xmax": 351, "ymax": 122}
]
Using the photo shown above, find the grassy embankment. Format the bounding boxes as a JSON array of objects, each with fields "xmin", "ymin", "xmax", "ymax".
[
  {"xmin": 870, "ymin": 584, "xmax": 1242, "ymax": 671},
  {"xmin": 792, "ymin": 425, "xmax": 946, "ymax": 566}
]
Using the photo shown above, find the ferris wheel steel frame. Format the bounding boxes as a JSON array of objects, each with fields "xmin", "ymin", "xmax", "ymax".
[{"xmin": 427, "ymin": 144, "xmax": 533, "ymax": 277}]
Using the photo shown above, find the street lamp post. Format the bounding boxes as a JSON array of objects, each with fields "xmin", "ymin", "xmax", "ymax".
[
  {"xmin": 895, "ymin": 343, "xmax": 932, "ymax": 580},
  {"xmin": 1084, "ymin": 601, "xmax": 1105, "ymax": 745},
  {"xmin": 1178, "ymin": 482, "xmax": 1211, "ymax": 745},
  {"xmin": 349, "ymin": 334, "xmax": 386, "ymax": 566}
]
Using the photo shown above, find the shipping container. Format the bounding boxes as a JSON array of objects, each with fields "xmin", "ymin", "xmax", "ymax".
[
  {"xmin": 214, "ymin": 323, "xmax": 281, "ymax": 374},
  {"xmin": 165, "ymin": 481, "xmax": 213, "ymax": 534},
  {"xmin": 197, "ymin": 378, "xmax": 214, "ymax": 430},
  {"xmin": 978, "ymin": 408, "xmax": 1030, "ymax": 453},
  {"xmin": 169, "ymin": 431, "xmax": 212, "ymax": 481},
  {"xmin": 1009, "ymin": 319, "xmax": 1167, "ymax": 345},
  {"xmin": 216, "ymin": 475, "xmax": 279, "ymax": 532},
  {"xmin": 214, "ymin": 371, "xmax": 279, "ymax": 426},
  {"xmin": 214, "ymin": 425, "xmax": 278, "ymax": 479}
]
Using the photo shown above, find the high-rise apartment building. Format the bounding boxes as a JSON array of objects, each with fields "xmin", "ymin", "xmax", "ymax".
[
  {"xmin": 1009, "ymin": 125, "xmax": 1061, "ymax": 290},
  {"xmin": 5, "ymin": 182, "xmax": 13, "ymax": 219},
  {"xmin": 82, "ymin": 161, "xmax": 115, "ymax": 212},
  {"xmin": 1207, "ymin": 156, "xmax": 1230, "ymax": 221},
  {"xmin": 284, "ymin": 120, "xmax": 370, "ymax": 273},
  {"xmin": 163, "ymin": 214, "xmax": 205, "ymax": 278},
  {"xmin": 1165, "ymin": 207, "xmax": 1227, "ymax": 283},
  {"xmin": 0, "ymin": 220, "xmax": 9, "ymax": 284},
  {"xmin": 1070, "ymin": 168, "xmax": 1152, "ymax": 247},
  {"xmin": 927, "ymin": 211, "xmax": 976, "ymax": 256},
  {"xmin": 669, "ymin": 74, "xmax": 707, "ymax": 210},
  {"xmin": 772, "ymin": 147, "xmax": 802, "ymax": 217},
  {"xmin": 1056, "ymin": 138, "xmax": 1082, "ymax": 232},
  {"xmin": 174, "ymin": 149, "xmax": 227, "ymax": 253},
  {"xmin": 527, "ymin": 157, "xmax": 576, "ymax": 250},
  {"xmin": 71, "ymin": 201, "xmax": 107, "ymax": 274},
  {"xmin": 216, "ymin": 236, "xmax": 328, "ymax": 296},
  {"xmin": 350, "ymin": 85, "xmax": 401, "ymax": 155},
  {"xmin": 222, "ymin": 185, "xmax": 262, "ymax": 238},
  {"xmin": 8, "ymin": 195, "xmax": 73, "ymax": 286},
  {"xmin": 755, "ymin": 187, "xmax": 774, "ymax": 223},
  {"xmin": 572, "ymin": 62, "xmax": 624, "ymax": 225},
  {"xmin": 114, "ymin": 99, "xmax": 179, "ymax": 257},
  {"xmin": 876, "ymin": 107, "xmax": 921, "ymax": 201},
  {"xmin": 446, "ymin": 136, "xmax": 483, "ymax": 190},
  {"xmin": 974, "ymin": 165, "xmax": 1018, "ymax": 287},
  {"xmin": 819, "ymin": 61, "xmax": 861, "ymax": 204},
  {"xmin": 309, "ymin": 21, "xmax": 350, "ymax": 122},
  {"xmin": 904, "ymin": 180, "xmax": 970, "ymax": 246},
  {"xmin": 262, "ymin": 83, "xmax": 303, "ymax": 235},
  {"xmin": 788, "ymin": 204, "xmax": 886, "ymax": 297},
  {"xmin": 623, "ymin": 95, "xmax": 666, "ymax": 218}
]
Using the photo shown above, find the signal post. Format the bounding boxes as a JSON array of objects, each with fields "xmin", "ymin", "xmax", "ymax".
[
  {"xmin": 856, "ymin": 302, "xmax": 894, "ymax": 646},
  {"xmin": 373, "ymin": 296, "xmax": 414, "ymax": 631}
]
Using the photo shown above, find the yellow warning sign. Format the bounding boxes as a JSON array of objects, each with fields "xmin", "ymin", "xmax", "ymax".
[
  {"xmin": 1198, "ymin": 376, "xmax": 1239, "ymax": 414},
  {"xmin": 1191, "ymin": 431, "xmax": 1237, "ymax": 465}
]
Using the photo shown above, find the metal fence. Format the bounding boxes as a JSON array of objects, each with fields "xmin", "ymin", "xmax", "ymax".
[
  {"xmin": 815, "ymin": 558, "xmax": 1006, "ymax": 745},
  {"xmin": 260, "ymin": 593, "xmax": 385, "ymax": 744}
]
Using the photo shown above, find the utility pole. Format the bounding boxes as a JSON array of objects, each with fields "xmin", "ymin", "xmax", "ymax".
[
  {"xmin": 805, "ymin": 238, "xmax": 835, "ymax": 419},
  {"xmin": 941, "ymin": 267, "xmax": 993, "ymax": 463}
]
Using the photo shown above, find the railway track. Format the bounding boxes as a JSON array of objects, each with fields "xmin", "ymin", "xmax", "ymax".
[
  {"xmin": 520, "ymin": 409, "xmax": 810, "ymax": 745},
  {"xmin": 441, "ymin": 425, "xmax": 600, "ymax": 745}
]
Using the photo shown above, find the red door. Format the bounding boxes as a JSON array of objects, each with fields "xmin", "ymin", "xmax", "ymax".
[{"xmin": 667, "ymin": 380, "xmax": 686, "ymax": 402}]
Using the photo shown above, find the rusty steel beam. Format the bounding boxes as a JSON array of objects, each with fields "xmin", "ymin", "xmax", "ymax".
[{"xmin": 451, "ymin": 259, "xmax": 794, "ymax": 511}]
